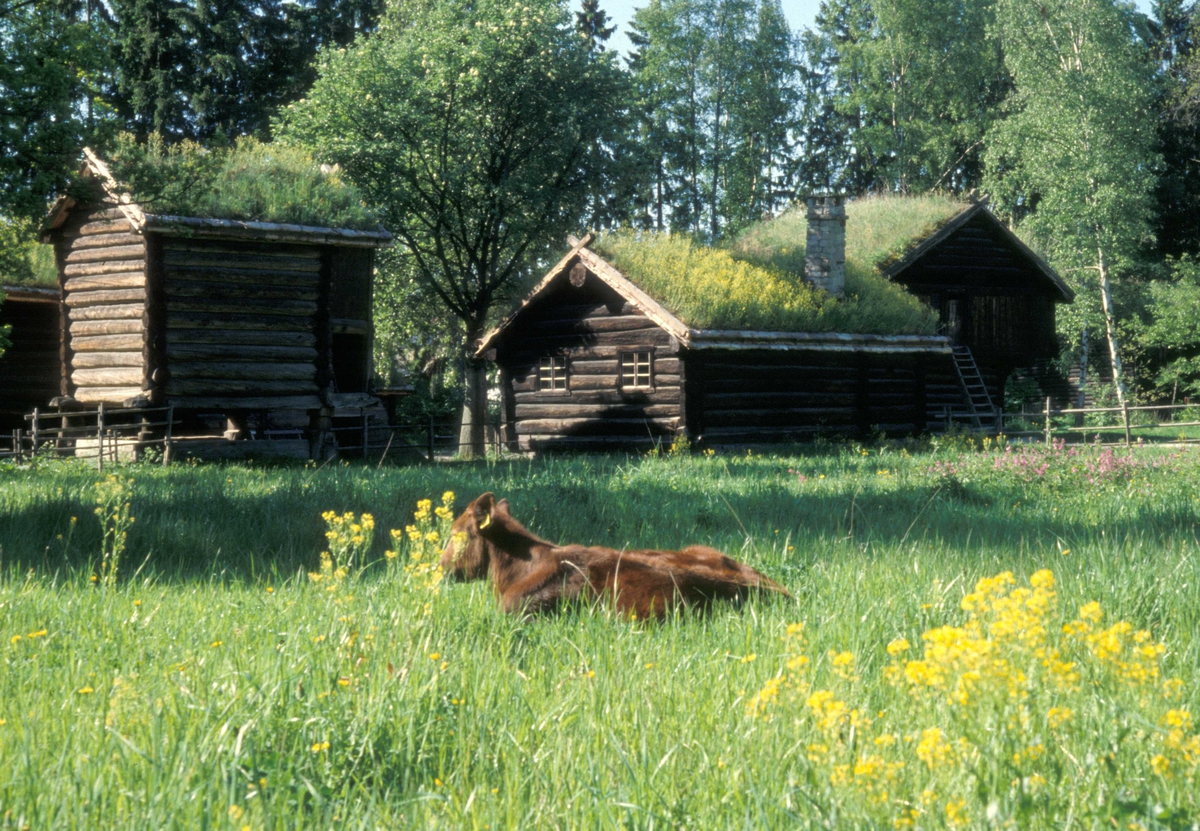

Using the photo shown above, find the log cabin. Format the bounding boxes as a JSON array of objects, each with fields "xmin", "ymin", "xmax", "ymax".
[
  {"xmin": 878, "ymin": 200, "xmax": 1074, "ymax": 403},
  {"xmin": 38, "ymin": 148, "xmax": 391, "ymax": 458},
  {"xmin": 478, "ymin": 196, "xmax": 1073, "ymax": 451},
  {"xmin": 0, "ymin": 285, "xmax": 61, "ymax": 432}
]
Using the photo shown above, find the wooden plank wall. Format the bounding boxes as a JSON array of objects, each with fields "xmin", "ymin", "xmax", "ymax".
[
  {"xmin": 56, "ymin": 206, "xmax": 148, "ymax": 404},
  {"xmin": 691, "ymin": 351, "xmax": 945, "ymax": 443},
  {"xmin": 158, "ymin": 236, "xmax": 322, "ymax": 410},
  {"xmin": 500, "ymin": 301, "xmax": 682, "ymax": 451},
  {"xmin": 0, "ymin": 296, "xmax": 61, "ymax": 429}
]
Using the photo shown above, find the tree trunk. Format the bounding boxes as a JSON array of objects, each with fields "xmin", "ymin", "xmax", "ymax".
[
  {"xmin": 457, "ymin": 330, "xmax": 488, "ymax": 458},
  {"xmin": 1097, "ymin": 246, "xmax": 1128, "ymax": 408}
]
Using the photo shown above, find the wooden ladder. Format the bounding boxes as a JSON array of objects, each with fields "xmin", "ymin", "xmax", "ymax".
[{"xmin": 950, "ymin": 345, "xmax": 997, "ymax": 429}]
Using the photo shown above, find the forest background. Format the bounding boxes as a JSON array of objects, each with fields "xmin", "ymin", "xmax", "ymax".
[{"xmin": 1, "ymin": 0, "xmax": 1199, "ymax": 424}]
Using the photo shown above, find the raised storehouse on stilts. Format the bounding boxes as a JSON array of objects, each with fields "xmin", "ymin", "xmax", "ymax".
[
  {"xmin": 478, "ymin": 196, "xmax": 1072, "ymax": 451},
  {"xmin": 38, "ymin": 148, "xmax": 391, "ymax": 459}
]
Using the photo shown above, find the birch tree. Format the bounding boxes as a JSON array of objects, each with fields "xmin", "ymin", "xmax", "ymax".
[{"xmin": 987, "ymin": 0, "xmax": 1160, "ymax": 406}]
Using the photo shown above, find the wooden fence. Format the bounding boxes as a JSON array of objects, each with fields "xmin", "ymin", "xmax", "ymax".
[
  {"xmin": 1, "ymin": 404, "xmax": 176, "ymax": 468},
  {"xmin": 969, "ymin": 400, "xmax": 1199, "ymax": 445},
  {"xmin": 330, "ymin": 413, "xmax": 504, "ymax": 462}
]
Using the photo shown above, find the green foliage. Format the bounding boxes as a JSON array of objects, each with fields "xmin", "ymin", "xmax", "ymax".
[
  {"xmin": 282, "ymin": 0, "xmax": 628, "ymax": 455},
  {"xmin": 799, "ymin": 0, "xmax": 1005, "ymax": 193},
  {"xmin": 986, "ymin": 0, "xmax": 1160, "ymax": 389},
  {"xmin": 1, "ymin": 447, "xmax": 1199, "ymax": 825},
  {"xmin": 108, "ymin": 0, "xmax": 385, "ymax": 143},
  {"xmin": 0, "ymin": 289, "xmax": 9, "ymax": 359},
  {"xmin": 1140, "ymin": 257, "xmax": 1200, "ymax": 398},
  {"xmin": 105, "ymin": 134, "xmax": 378, "ymax": 229},
  {"xmin": 281, "ymin": 0, "xmax": 626, "ymax": 333},
  {"xmin": 0, "ymin": 0, "xmax": 115, "ymax": 226},
  {"xmin": 627, "ymin": 0, "xmax": 800, "ymax": 237}
]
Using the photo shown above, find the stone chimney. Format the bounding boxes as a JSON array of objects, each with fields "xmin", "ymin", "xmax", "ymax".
[{"xmin": 804, "ymin": 195, "xmax": 846, "ymax": 298}]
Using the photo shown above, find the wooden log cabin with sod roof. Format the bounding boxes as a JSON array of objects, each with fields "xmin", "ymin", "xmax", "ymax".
[
  {"xmin": 37, "ymin": 148, "xmax": 391, "ymax": 459},
  {"xmin": 478, "ymin": 196, "xmax": 1073, "ymax": 451}
]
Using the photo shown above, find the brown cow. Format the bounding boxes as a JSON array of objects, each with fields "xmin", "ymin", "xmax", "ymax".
[{"xmin": 440, "ymin": 493, "xmax": 790, "ymax": 618}]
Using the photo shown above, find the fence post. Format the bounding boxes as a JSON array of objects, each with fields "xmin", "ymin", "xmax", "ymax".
[
  {"xmin": 1044, "ymin": 397, "xmax": 1052, "ymax": 446},
  {"xmin": 97, "ymin": 402, "xmax": 105, "ymax": 472},
  {"xmin": 31, "ymin": 408, "xmax": 39, "ymax": 457},
  {"xmin": 12, "ymin": 429, "xmax": 20, "ymax": 462},
  {"xmin": 164, "ymin": 404, "xmax": 174, "ymax": 466},
  {"xmin": 361, "ymin": 408, "xmax": 369, "ymax": 458},
  {"xmin": 427, "ymin": 414, "xmax": 435, "ymax": 462}
]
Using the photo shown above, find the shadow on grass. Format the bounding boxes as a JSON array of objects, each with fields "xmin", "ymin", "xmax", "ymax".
[{"xmin": 0, "ymin": 453, "xmax": 1196, "ymax": 584}]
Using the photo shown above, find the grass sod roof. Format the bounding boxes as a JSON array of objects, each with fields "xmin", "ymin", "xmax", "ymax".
[
  {"xmin": 42, "ymin": 138, "xmax": 387, "ymax": 240},
  {"xmin": 589, "ymin": 195, "xmax": 974, "ymax": 336}
]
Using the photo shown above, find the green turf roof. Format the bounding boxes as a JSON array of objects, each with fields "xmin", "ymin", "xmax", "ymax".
[
  {"xmin": 589, "ymin": 195, "xmax": 967, "ymax": 336},
  {"xmin": 99, "ymin": 136, "xmax": 382, "ymax": 232}
]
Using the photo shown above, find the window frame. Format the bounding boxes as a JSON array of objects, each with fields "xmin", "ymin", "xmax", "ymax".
[
  {"xmin": 538, "ymin": 355, "xmax": 569, "ymax": 393},
  {"xmin": 619, "ymin": 350, "xmax": 654, "ymax": 390}
]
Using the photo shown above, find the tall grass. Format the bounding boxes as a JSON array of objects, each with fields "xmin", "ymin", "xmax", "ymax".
[
  {"xmin": 1, "ymin": 442, "xmax": 1198, "ymax": 827},
  {"xmin": 105, "ymin": 134, "xmax": 379, "ymax": 230},
  {"xmin": 594, "ymin": 231, "xmax": 937, "ymax": 335}
]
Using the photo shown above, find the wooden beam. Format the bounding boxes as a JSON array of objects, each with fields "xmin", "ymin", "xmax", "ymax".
[
  {"xmin": 68, "ymin": 303, "xmax": 146, "ymax": 321},
  {"xmin": 165, "ymin": 343, "xmax": 318, "ymax": 362},
  {"xmin": 63, "ymin": 272, "xmax": 146, "ymax": 292},
  {"xmin": 165, "ymin": 329, "xmax": 316, "ymax": 347},
  {"xmin": 165, "ymin": 379, "xmax": 320, "ymax": 395},
  {"xmin": 165, "ymin": 311, "xmax": 314, "ymax": 332},
  {"xmin": 71, "ymin": 334, "xmax": 144, "ymax": 352},
  {"xmin": 168, "ymin": 362, "xmax": 316, "ymax": 381},
  {"xmin": 74, "ymin": 385, "xmax": 146, "ymax": 403},
  {"xmin": 72, "ymin": 367, "xmax": 145, "ymax": 387},
  {"xmin": 70, "ymin": 319, "xmax": 144, "ymax": 336},
  {"xmin": 64, "ymin": 243, "xmax": 146, "ymax": 265},
  {"xmin": 73, "ymin": 352, "xmax": 145, "ymax": 368},
  {"xmin": 166, "ymin": 394, "xmax": 322, "ymax": 410}
]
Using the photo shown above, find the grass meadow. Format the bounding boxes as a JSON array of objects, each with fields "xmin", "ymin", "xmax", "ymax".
[{"xmin": 1, "ymin": 440, "xmax": 1199, "ymax": 829}]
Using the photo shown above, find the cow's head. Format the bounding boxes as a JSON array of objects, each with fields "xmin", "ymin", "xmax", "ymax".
[{"xmin": 440, "ymin": 492, "xmax": 510, "ymax": 580}]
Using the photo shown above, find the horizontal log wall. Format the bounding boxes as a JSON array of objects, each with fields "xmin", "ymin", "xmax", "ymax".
[
  {"xmin": 693, "ymin": 351, "xmax": 940, "ymax": 442},
  {"xmin": 159, "ymin": 236, "xmax": 321, "ymax": 408},
  {"xmin": 499, "ymin": 299, "xmax": 683, "ymax": 452},
  {"xmin": 56, "ymin": 206, "xmax": 148, "ymax": 404}
]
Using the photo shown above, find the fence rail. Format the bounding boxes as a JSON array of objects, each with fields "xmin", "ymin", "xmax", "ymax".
[
  {"xmin": 974, "ymin": 400, "xmax": 1199, "ymax": 446},
  {"xmin": 330, "ymin": 412, "xmax": 503, "ymax": 461},
  {"xmin": 1, "ymin": 404, "xmax": 176, "ymax": 469}
]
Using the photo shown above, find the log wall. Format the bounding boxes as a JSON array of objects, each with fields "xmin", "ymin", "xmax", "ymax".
[
  {"xmin": 55, "ymin": 206, "xmax": 148, "ymax": 404},
  {"xmin": 0, "ymin": 291, "xmax": 61, "ymax": 430},
  {"xmin": 158, "ymin": 236, "xmax": 322, "ymax": 410},
  {"xmin": 688, "ymin": 350, "xmax": 958, "ymax": 443}
]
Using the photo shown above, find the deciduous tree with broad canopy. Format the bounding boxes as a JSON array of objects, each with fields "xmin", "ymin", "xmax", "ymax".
[{"xmin": 281, "ymin": 0, "xmax": 626, "ymax": 456}]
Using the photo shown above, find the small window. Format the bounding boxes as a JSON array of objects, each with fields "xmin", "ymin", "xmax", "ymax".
[
  {"xmin": 621, "ymin": 351, "xmax": 652, "ymax": 389},
  {"xmin": 539, "ymin": 357, "xmax": 568, "ymax": 391}
]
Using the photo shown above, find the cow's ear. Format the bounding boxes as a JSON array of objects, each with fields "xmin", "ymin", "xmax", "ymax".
[
  {"xmin": 473, "ymin": 493, "xmax": 496, "ymax": 530},
  {"xmin": 495, "ymin": 498, "xmax": 510, "ymax": 516}
]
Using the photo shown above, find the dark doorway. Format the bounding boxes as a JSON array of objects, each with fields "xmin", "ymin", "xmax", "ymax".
[{"xmin": 331, "ymin": 333, "xmax": 369, "ymax": 393}]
